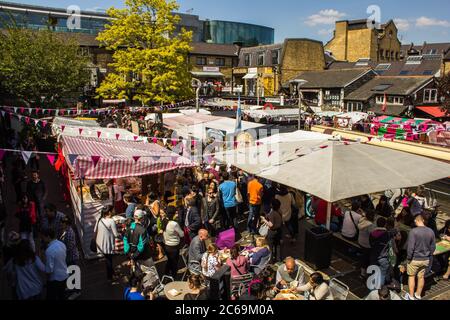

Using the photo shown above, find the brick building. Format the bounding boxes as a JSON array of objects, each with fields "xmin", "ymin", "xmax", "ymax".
[
  {"xmin": 325, "ymin": 19, "xmax": 402, "ymax": 63},
  {"xmin": 233, "ymin": 38, "xmax": 326, "ymax": 97}
]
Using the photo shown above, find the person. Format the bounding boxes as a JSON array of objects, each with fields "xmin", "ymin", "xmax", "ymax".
[
  {"xmin": 201, "ymin": 186, "xmax": 220, "ymax": 236},
  {"xmin": 314, "ymin": 199, "xmax": 342, "ymax": 232},
  {"xmin": 375, "ymin": 195, "xmax": 394, "ymax": 218},
  {"xmin": 341, "ymin": 200, "xmax": 362, "ymax": 242},
  {"xmin": 239, "ymin": 282, "xmax": 264, "ymax": 300},
  {"xmin": 385, "ymin": 188, "xmax": 404, "ymax": 210},
  {"xmin": 218, "ymin": 172, "xmax": 238, "ymax": 230},
  {"xmin": 249, "ymin": 237, "xmax": 271, "ymax": 266},
  {"xmin": 3, "ymin": 240, "xmax": 45, "ymax": 300},
  {"xmin": 188, "ymin": 229, "xmax": 209, "ymax": 274},
  {"xmin": 360, "ymin": 194, "xmax": 375, "ymax": 212},
  {"xmin": 2, "ymin": 231, "xmax": 21, "ymax": 266},
  {"xmin": 26, "ymin": 171, "xmax": 47, "ymax": 224},
  {"xmin": 59, "ymin": 216, "xmax": 80, "ymax": 267},
  {"xmin": 275, "ymin": 257, "xmax": 305, "ymax": 290},
  {"xmin": 163, "ymin": 207, "xmax": 184, "ymax": 279},
  {"xmin": 358, "ymin": 210, "xmax": 376, "ymax": 278},
  {"xmin": 190, "ymin": 185, "xmax": 204, "ymax": 218},
  {"xmin": 275, "ymin": 185, "xmax": 296, "ymax": 241},
  {"xmin": 261, "ymin": 179, "xmax": 276, "ymax": 215},
  {"xmin": 183, "ymin": 274, "xmax": 208, "ymax": 300},
  {"xmin": 295, "ymin": 272, "xmax": 333, "ymax": 300},
  {"xmin": 123, "ymin": 276, "xmax": 145, "ymax": 300},
  {"xmin": 41, "ymin": 228, "xmax": 67, "ymax": 300},
  {"xmin": 201, "ymin": 243, "xmax": 222, "ymax": 278},
  {"xmin": 182, "ymin": 195, "xmax": 202, "ymax": 243},
  {"xmin": 405, "ymin": 189, "xmax": 423, "ymax": 217},
  {"xmin": 124, "ymin": 210, "xmax": 154, "ymax": 270},
  {"xmin": 405, "ymin": 214, "xmax": 436, "ymax": 300},
  {"xmin": 247, "ymin": 176, "xmax": 264, "ymax": 234},
  {"xmin": 369, "ymin": 217, "xmax": 399, "ymax": 286},
  {"xmin": 42, "ymin": 204, "xmax": 66, "ymax": 238},
  {"xmin": 124, "ymin": 193, "xmax": 137, "ymax": 219},
  {"xmin": 95, "ymin": 205, "xmax": 121, "ymax": 281},
  {"xmin": 365, "ymin": 285, "xmax": 402, "ymax": 300},
  {"xmin": 16, "ymin": 194, "xmax": 37, "ymax": 252},
  {"xmin": 226, "ymin": 244, "xmax": 249, "ymax": 278},
  {"xmin": 261, "ymin": 199, "xmax": 283, "ymax": 262}
]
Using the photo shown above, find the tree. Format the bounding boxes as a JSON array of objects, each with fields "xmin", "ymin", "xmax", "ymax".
[
  {"xmin": 96, "ymin": 0, "xmax": 193, "ymax": 106},
  {"xmin": 437, "ymin": 72, "xmax": 450, "ymax": 116},
  {"xmin": 0, "ymin": 27, "xmax": 90, "ymax": 107}
]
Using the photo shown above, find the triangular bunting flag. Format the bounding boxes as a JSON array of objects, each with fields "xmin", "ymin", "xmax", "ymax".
[
  {"xmin": 42, "ymin": 120, "xmax": 47, "ymax": 128},
  {"xmin": 68, "ymin": 154, "xmax": 78, "ymax": 166},
  {"xmin": 97, "ymin": 131, "xmax": 102, "ymax": 138},
  {"xmin": 115, "ymin": 133, "xmax": 120, "ymax": 140},
  {"xmin": 25, "ymin": 117, "xmax": 30, "ymax": 125},
  {"xmin": 171, "ymin": 139, "xmax": 178, "ymax": 147},
  {"xmin": 133, "ymin": 136, "xmax": 138, "ymax": 141},
  {"xmin": 61, "ymin": 125, "xmax": 65, "ymax": 132},
  {"xmin": 162, "ymin": 138, "xmax": 167, "ymax": 145},
  {"xmin": 46, "ymin": 154, "xmax": 56, "ymax": 166},
  {"xmin": 151, "ymin": 156, "xmax": 161, "ymax": 162},
  {"xmin": 152, "ymin": 137, "xmax": 158, "ymax": 144},
  {"xmin": 0, "ymin": 149, "xmax": 6, "ymax": 161},
  {"xmin": 19, "ymin": 107, "xmax": 25, "ymax": 114},
  {"xmin": 33, "ymin": 119, "xmax": 39, "ymax": 126},
  {"xmin": 91, "ymin": 156, "xmax": 101, "ymax": 168},
  {"xmin": 367, "ymin": 137, "xmax": 373, "ymax": 142},
  {"xmin": 13, "ymin": 107, "xmax": 18, "ymax": 113},
  {"xmin": 1, "ymin": 111, "xmax": 5, "ymax": 117},
  {"xmin": 21, "ymin": 151, "xmax": 32, "ymax": 165},
  {"xmin": 132, "ymin": 156, "xmax": 141, "ymax": 162},
  {"xmin": 35, "ymin": 108, "xmax": 40, "ymax": 114},
  {"xmin": 79, "ymin": 128, "xmax": 83, "ymax": 135},
  {"xmin": 28, "ymin": 108, "xmax": 33, "ymax": 114},
  {"xmin": 268, "ymin": 151, "xmax": 274, "ymax": 157}
]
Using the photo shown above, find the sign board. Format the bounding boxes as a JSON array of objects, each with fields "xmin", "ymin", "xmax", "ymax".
[
  {"xmin": 131, "ymin": 121, "xmax": 140, "ymax": 136},
  {"xmin": 203, "ymin": 66, "xmax": 220, "ymax": 72},
  {"xmin": 265, "ymin": 97, "xmax": 281, "ymax": 104},
  {"xmin": 248, "ymin": 67, "xmax": 258, "ymax": 74},
  {"xmin": 233, "ymin": 68, "xmax": 248, "ymax": 74}
]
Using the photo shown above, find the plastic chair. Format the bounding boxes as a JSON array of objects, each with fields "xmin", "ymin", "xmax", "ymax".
[{"xmin": 329, "ymin": 278, "xmax": 349, "ymax": 300}]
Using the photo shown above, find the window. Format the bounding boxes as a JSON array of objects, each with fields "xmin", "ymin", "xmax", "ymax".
[
  {"xmin": 347, "ymin": 102, "xmax": 363, "ymax": 112},
  {"xmin": 423, "ymin": 89, "xmax": 438, "ymax": 103},
  {"xmin": 244, "ymin": 54, "xmax": 251, "ymax": 67},
  {"xmin": 272, "ymin": 50, "xmax": 280, "ymax": 65},
  {"xmin": 376, "ymin": 96, "xmax": 386, "ymax": 104},
  {"xmin": 196, "ymin": 57, "xmax": 207, "ymax": 66},
  {"xmin": 428, "ymin": 49, "xmax": 437, "ymax": 54},
  {"xmin": 216, "ymin": 58, "xmax": 225, "ymax": 66},
  {"xmin": 406, "ymin": 56, "xmax": 423, "ymax": 65},
  {"xmin": 375, "ymin": 63, "xmax": 391, "ymax": 71},
  {"xmin": 372, "ymin": 84, "xmax": 392, "ymax": 92},
  {"xmin": 393, "ymin": 97, "xmax": 404, "ymax": 105},
  {"xmin": 257, "ymin": 52, "xmax": 265, "ymax": 66}
]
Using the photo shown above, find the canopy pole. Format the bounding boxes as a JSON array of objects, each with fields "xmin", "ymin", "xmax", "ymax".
[{"xmin": 326, "ymin": 202, "xmax": 332, "ymax": 230}]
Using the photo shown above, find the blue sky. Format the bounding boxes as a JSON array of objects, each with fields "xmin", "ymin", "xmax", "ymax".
[{"xmin": 7, "ymin": 0, "xmax": 450, "ymax": 45}]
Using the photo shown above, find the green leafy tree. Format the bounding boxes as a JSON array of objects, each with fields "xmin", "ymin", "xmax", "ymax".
[
  {"xmin": 96, "ymin": 0, "xmax": 193, "ymax": 106},
  {"xmin": 0, "ymin": 27, "xmax": 90, "ymax": 107}
]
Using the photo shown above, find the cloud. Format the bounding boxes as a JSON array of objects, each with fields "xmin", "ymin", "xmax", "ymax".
[
  {"xmin": 318, "ymin": 29, "xmax": 334, "ymax": 36},
  {"xmin": 305, "ymin": 9, "xmax": 346, "ymax": 27},
  {"xmin": 416, "ymin": 16, "xmax": 450, "ymax": 28},
  {"xmin": 394, "ymin": 18, "xmax": 410, "ymax": 31}
]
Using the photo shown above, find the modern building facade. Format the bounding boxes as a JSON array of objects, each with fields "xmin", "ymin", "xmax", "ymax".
[
  {"xmin": 325, "ymin": 19, "xmax": 402, "ymax": 63},
  {"xmin": 0, "ymin": 2, "xmax": 274, "ymax": 46}
]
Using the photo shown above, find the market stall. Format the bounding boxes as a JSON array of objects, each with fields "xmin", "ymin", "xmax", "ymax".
[
  {"xmin": 59, "ymin": 135, "xmax": 195, "ymax": 258},
  {"xmin": 242, "ymin": 108, "xmax": 306, "ymax": 123},
  {"xmin": 52, "ymin": 124, "xmax": 146, "ymax": 142},
  {"xmin": 371, "ymin": 116, "xmax": 445, "ymax": 141},
  {"xmin": 334, "ymin": 112, "xmax": 369, "ymax": 130}
]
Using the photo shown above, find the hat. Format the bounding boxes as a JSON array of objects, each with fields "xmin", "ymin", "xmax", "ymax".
[{"xmin": 134, "ymin": 210, "xmax": 145, "ymax": 219}]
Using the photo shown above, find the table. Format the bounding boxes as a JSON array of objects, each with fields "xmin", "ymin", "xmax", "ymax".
[
  {"xmin": 434, "ymin": 240, "xmax": 450, "ymax": 256},
  {"xmin": 274, "ymin": 292, "xmax": 305, "ymax": 301},
  {"xmin": 164, "ymin": 281, "xmax": 191, "ymax": 300}
]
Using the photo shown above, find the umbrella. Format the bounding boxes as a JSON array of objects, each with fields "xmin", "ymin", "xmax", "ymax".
[
  {"xmin": 216, "ymin": 140, "xmax": 450, "ymax": 228},
  {"xmin": 257, "ymin": 130, "xmax": 332, "ymax": 144}
]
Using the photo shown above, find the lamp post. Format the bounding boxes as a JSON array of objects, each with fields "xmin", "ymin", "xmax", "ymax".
[
  {"xmin": 290, "ymin": 79, "xmax": 308, "ymax": 130},
  {"xmin": 192, "ymin": 78, "xmax": 202, "ymax": 113}
]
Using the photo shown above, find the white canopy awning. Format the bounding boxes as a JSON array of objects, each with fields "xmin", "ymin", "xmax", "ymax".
[
  {"xmin": 243, "ymin": 73, "xmax": 258, "ymax": 80},
  {"xmin": 191, "ymin": 71, "xmax": 224, "ymax": 78}
]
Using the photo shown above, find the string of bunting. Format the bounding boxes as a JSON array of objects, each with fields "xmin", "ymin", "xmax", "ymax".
[{"xmin": 0, "ymin": 148, "xmax": 57, "ymax": 167}]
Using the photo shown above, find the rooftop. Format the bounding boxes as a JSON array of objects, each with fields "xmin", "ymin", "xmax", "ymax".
[{"xmin": 289, "ymin": 68, "xmax": 373, "ymax": 89}]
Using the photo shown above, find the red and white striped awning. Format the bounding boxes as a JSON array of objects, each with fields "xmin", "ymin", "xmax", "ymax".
[{"xmin": 61, "ymin": 136, "xmax": 195, "ymax": 179}]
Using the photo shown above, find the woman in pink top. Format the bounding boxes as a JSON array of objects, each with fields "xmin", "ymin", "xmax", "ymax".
[{"xmin": 226, "ymin": 245, "xmax": 249, "ymax": 278}]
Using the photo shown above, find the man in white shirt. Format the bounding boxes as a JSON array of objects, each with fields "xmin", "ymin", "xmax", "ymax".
[
  {"xmin": 341, "ymin": 202, "xmax": 362, "ymax": 242},
  {"xmin": 42, "ymin": 228, "xmax": 68, "ymax": 300}
]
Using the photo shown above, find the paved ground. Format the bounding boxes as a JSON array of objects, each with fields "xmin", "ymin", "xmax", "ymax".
[{"xmin": 1, "ymin": 150, "xmax": 449, "ymax": 300}]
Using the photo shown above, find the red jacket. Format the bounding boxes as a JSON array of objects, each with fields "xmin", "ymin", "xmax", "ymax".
[{"xmin": 314, "ymin": 200, "xmax": 342, "ymax": 226}]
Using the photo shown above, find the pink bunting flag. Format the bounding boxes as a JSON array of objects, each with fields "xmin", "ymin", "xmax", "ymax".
[
  {"xmin": 25, "ymin": 117, "xmax": 30, "ymax": 125},
  {"xmin": 268, "ymin": 151, "xmax": 274, "ymax": 157},
  {"xmin": 133, "ymin": 136, "xmax": 138, "ymax": 141},
  {"xmin": 35, "ymin": 108, "xmax": 40, "ymax": 114},
  {"xmin": 59, "ymin": 109, "xmax": 64, "ymax": 115},
  {"xmin": 19, "ymin": 107, "xmax": 25, "ymax": 114},
  {"xmin": 79, "ymin": 128, "xmax": 83, "ymax": 135},
  {"xmin": 61, "ymin": 125, "xmax": 65, "ymax": 132},
  {"xmin": 152, "ymin": 137, "xmax": 158, "ymax": 144},
  {"xmin": 97, "ymin": 131, "xmax": 102, "ymax": 138},
  {"xmin": 256, "ymin": 142, "xmax": 262, "ymax": 146},
  {"xmin": 42, "ymin": 120, "xmax": 47, "ymax": 128},
  {"xmin": 320, "ymin": 145, "xmax": 328, "ymax": 149},
  {"xmin": 91, "ymin": 156, "xmax": 101, "ymax": 168},
  {"xmin": 46, "ymin": 154, "xmax": 56, "ymax": 166},
  {"xmin": 0, "ymin": 149, "xmax": 6, "ymax": 161},
  {"xmin": 132, "ymin": 156, "xmax": 141, "ymax": 162},
  {"xmin": 192, "ymin": 140, "xmax": 197, "ymax": 147},
  {"xmin": 115, "ymin": 133, "xmax": 120, "ymax": 140},
  {"xmin": 367, "ymin": 137, "xmax": 373, "ymax": 142}
]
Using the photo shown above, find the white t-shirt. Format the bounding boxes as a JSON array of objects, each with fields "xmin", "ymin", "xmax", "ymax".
[
  {"xmin": 45, "ymin": 240, "xmax": 68, "ymax": 282},
  {"xmin": 341, "ymin": 210, "xmax": 361, "ymax": 238}
]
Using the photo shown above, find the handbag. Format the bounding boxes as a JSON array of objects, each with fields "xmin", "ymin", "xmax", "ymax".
[
  {"xmin": 235, "ymin": 186, "xmax": 243, "ymax": 204},
  {"xmin": 259, "ymin": 224, "xmax": 269, "ymax": 237}
]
